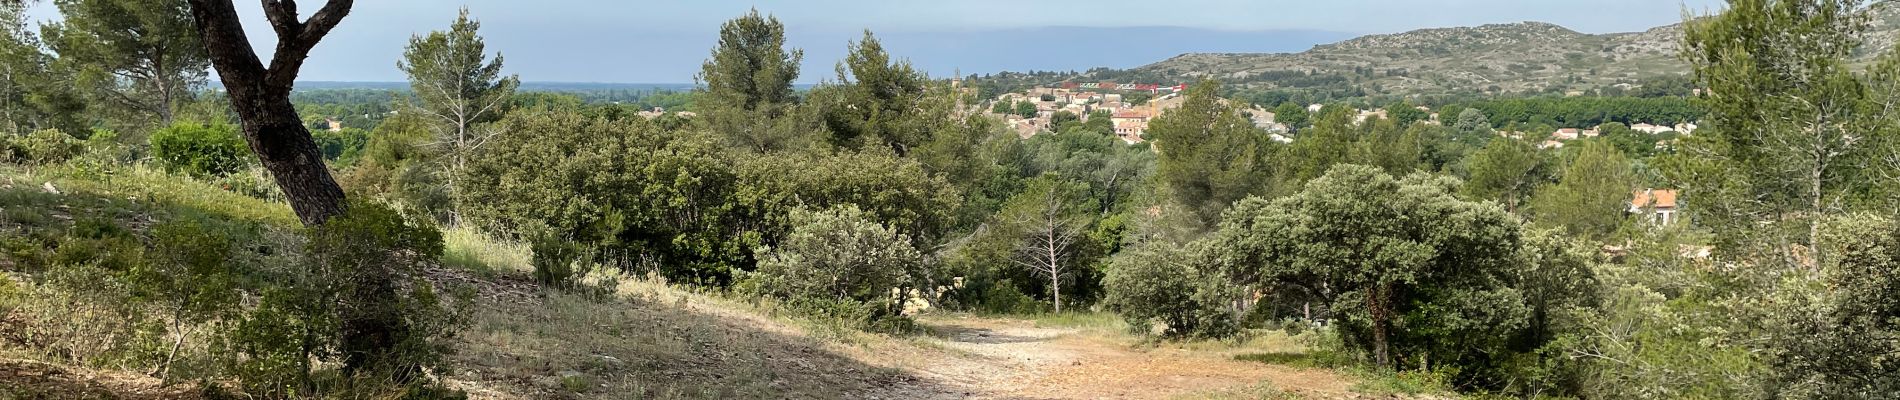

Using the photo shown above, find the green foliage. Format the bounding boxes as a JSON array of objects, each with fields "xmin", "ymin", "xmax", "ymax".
[
  {"xmin": 1103, "ymin": 243, "xmax": 1237, "ymax": 339},
  {"xmin": 1461, "ymin": 137, "xmax": 1545, "ymax": 212},
  {"xmin": 992, "ymin": 175, "xmax": 1100, "ymax": 312},
  {"xmin": 1013, "ymin": 100, "xmax": 1037, "ymax": 118},
  {"xmin": 235, "ymin": 200, "xmax": 459, "ymax": 395},
  {"xmin": 1149, "ymin": 79, "xmax": 1274, "ymax": 228},
  {"xmin": 1767, "ymin": 214, "xmax": 1900, "ymax": 398},
  {"xmin": 149, "ymin": 121, "xmax": 252, "ymax": 178},
  {"xmin": 341, "ymin": 113, "xmax": 449, "ymax": 220},
  {"xmin": 311, "ymin": 127, "xmax": 369, "ymax": 166},
  {"xmin": 698, "ymin": 9, "xmax": 808, "ymax": 152},
  {"xmin": 1206, "ymin": 165, "xmax": 1532, "ymax": 388},
  {"xmin": 815, "ymin": 30, "xmax": 930, "ymax": 155},
  {"xmin": 399, "ymin": 7, "xmax": 519, "ymax": 220},
  {"xmin": 460, "ymin": 109, "xmax": 760, "ymax": 284},
  {"xmin": 746, "ymin": 205, "xmax": 921, "ymax": 321},
  {"xmin": 1673, "ymin": 0, "xmax": 1899, "ymax": 266},
  {"xmin": 739, "ymin": 150, "xmax": 961, "ymax": 247},
  {"xmin": 1, "ymin": 128, "xmax": 81, "ymax": 165},
  {"xmin": 1271, "ymin": 102, "xmax": 1309, "ymax": 130},
  {"xmin": 132, "ymin": 218, "xmax": 244, "ymax": 378},
  {"xmin": 41, "ymin": 0, "xmax": 206, "ymax": 128},
  {"xmin": 1458, "ymin": 96, "xmax": 1702, "ymax": 129},
  {"xmin": 1529, "ymin": 139, "xmax": 1635, "ymax": 241},
  {"xmin": 1, "ymin": 3, "xmax": 88, "ymax": 136},
  {"xmin": 1563, "ymin": 232, "xmax": 1760, "ymax": 398}
]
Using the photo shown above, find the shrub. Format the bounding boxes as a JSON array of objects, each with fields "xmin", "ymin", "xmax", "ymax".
[
  {"xmin": 128, "ymin": 218, "xmax": 245, "ymax": 379},
  {"xmin": 1103, "ymin": 243, "xmax": 1238, "ymax": 339},
  {"xmin": 150, "ymin": 122, "xmax": 253, "ymax": 177},
  {"xmin": 2, "ymin": 129, "xmax": 82, "ymax": 165},
  {"xmin": 312, "ymin": 127, "xmax": 370, "ymax": 166},
  {"xmin": 231, "ymin": 200, "xmax": 460, "ymax": 396},
  {"xmin": 746, "ymin": 205, "xmax": 923, "ymax": 329}
]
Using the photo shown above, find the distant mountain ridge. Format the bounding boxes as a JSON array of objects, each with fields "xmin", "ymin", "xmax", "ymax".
[{"xmin": 994, "ymin": 4, "xmax": 1900, "ymax": 98}]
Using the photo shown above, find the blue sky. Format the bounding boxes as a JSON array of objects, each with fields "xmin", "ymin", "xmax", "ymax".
[{"xmin": 23, "ymin": 0, "xmax": 1727, "ymax": 83}]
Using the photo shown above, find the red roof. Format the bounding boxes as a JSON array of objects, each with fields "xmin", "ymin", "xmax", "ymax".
[{"xmin": 1632, "ymin": 189, "xmax": 1679, "ymax": 209}]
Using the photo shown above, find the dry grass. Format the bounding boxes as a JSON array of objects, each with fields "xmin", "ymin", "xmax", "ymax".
[
  {"xmin": 442, "ymin": 226, "xmax": 532, "ymax": 277},
  {"xmin": 445, "ymin": 268, "xmax": 934, "ymax": 399}
]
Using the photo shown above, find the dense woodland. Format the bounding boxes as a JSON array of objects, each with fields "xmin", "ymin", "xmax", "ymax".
[{"xmin": 1, "ymin": 0, "xmax": 1898, "ymax": 398}]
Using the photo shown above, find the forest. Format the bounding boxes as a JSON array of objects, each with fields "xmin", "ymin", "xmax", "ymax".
[{"xmin": 1, "ymin": 0, "xmax": 1898, "ymax": 398}]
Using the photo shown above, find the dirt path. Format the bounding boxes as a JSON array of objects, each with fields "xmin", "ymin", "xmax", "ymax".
[{"xmin": 861, "ymin": 315, "xmax": 1361, "ymax": 399}]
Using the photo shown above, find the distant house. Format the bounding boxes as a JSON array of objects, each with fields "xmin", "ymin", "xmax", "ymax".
[
  {"xmin": 1111, "ymin": 111, "xmax": 1151, "ymax": 126},
  {"xmin": 1582, "ymin": 128, "xmax": 1601, "ymax": 138},
  {"xmin": 1630, "ymin": 189, "xmax": 1682, "ymax": 226},
  {"xmin": 1630, "ymin": 123, "xmax": 1674, "ymax": 134},
  {"xmin": 1114, "ymin": 121, "xmax": 1147, "ymax": 143},
  {"xmin": 1552, "ymin": 128, "xmax": 1582, "ymax": 141},
  {"xmin": 323, "ymin": 118, "xmax": 343, "ymax": 132},
  {"xmin": 1353, "ymin": 109, "xmax": 1388, "ymax": 125},
  {"xmin": 1673, "ymin": 123, "xmax": 1698, "ymax": 135}
]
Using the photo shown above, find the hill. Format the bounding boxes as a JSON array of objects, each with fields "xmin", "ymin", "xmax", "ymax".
[{"xmin": 980, "ymin": 4, "xmax": 1900, "ymax": 100}]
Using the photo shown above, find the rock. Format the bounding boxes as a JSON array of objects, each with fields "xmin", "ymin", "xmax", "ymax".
[{"xmin": 41, "ymin": 182, "xmax": 59, "ymax": 195}]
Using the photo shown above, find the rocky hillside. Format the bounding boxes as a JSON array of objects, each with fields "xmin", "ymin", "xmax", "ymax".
[{"xmin": 1017, "ymin": 4, "xmax": 1900, "ymax": 98}]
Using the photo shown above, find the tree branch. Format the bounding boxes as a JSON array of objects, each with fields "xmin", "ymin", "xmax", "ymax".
[{"xmin": 262, "ymin": 0, "xmax": 353, "ymax": 90}]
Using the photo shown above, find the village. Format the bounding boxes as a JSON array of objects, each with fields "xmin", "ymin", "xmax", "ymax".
[
  {"xmin": 981, "ymin": 84, "xmax": 1698, "ymax": 154},
  {"xmin": 978, "ymin": 84, "xmax": 1692, "ymax": 235}
]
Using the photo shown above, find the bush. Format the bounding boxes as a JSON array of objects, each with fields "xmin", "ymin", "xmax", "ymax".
[
  {"xmin": 231, "ymin": 200, "xmax": 461, "ymax": 396},
  {"xmin": 1103, "ymin": 244, "xmax": 1238, "ymax": 339},
  {"xmin": 150, "ymin": 122, "xmax": 253, "ymax": 177},
  {"xmin": 745, "ymin": 205, "xmax": 923, "ymax": 329},
  {"xmin": 312, "ymin": 128, "xmax": 370, "ymax": 166},
  {"xmin": 2, "ymin": 129, "xmax": 82, "ymax": 165}
]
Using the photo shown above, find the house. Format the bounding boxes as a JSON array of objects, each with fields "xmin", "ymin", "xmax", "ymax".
[
  {"xmin": 1114, "ymin": 120, "xmax": 1147, "ymax": 143},
  {"xmin": 1582, "ymin": 128, "xmax": 1601, "ymax": 138},
  {"xmin": 1354, "ymin": 109, "xmax": 1388, "ymax": 125},
  {"xmin": 1552, "ymin": 128, "xmax": 1582, "ymax": 141},
  {"xmin": 1630, "ymin": 123, "xmax": 1673, "ymax": 134},
  {"xmin": 1111, "ymin": 110, "xmax": 1151, "ymax": 126},
  {"xmin": 1673, "ymin": 123, "xmax": 1698, "ymax": 135},
  {"xmin": 1630, "ymin": 189, "xmax": 1682, "ymax": 226},
  {"xmin": 1013, "ymin": 121, "xmax": 1041, "ymax": 139},
  {"xmin": 323, "ymin": 118, "xmax": 343, "ymax": 132}
]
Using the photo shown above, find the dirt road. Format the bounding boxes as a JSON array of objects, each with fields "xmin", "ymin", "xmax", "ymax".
[{"xmin": 861, "ymin": 316, "xmax": 1361, "ymax": 399}]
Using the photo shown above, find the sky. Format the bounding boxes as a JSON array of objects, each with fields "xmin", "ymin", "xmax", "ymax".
[{"xmin": 23, "ymin": 0, "xmax": 1728, "ymax": 83}]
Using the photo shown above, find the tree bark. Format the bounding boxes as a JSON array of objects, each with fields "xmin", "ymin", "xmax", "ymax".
[
  {"xmin": 1369, "ymin": 282, "xmax": 1392, "ymax": 368},
  {"xmin": 187, "ymin": 0, "xmax": 353, "ymax": 226}
]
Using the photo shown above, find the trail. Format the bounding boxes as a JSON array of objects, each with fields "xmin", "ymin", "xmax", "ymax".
[{"xmin": 861, "ymin": 315, "xmax": 1362, "ymax": 399}]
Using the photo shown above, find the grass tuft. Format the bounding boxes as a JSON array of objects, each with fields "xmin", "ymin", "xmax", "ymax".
[{"xmin": 441, "ymin": 226, "xmax": 532, "ymax": 277}]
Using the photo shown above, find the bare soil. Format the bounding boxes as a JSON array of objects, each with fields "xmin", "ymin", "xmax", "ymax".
[{"xmin": 860, "ymin": 315, "xmax": 1360, "ymax": 399}]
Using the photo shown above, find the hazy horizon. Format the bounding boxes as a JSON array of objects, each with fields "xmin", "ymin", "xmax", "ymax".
[{"xmin": 22, "ymin": 0, "xmax": 1724, "ymax": 84}]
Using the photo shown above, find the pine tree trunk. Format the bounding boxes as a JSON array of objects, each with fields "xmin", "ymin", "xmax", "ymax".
[
  {"xmin": 231, "ymin": 90, "xmax": 347, "ymax": 226},
  {"xmin": 189, "ymin": 0, "xmax": 353, "ymax": 227}
]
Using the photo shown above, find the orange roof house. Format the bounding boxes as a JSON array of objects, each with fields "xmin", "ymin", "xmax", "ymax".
[{"xmin": 1630, "ymin": 189, "xmax": 1681, "ymax": 226}]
